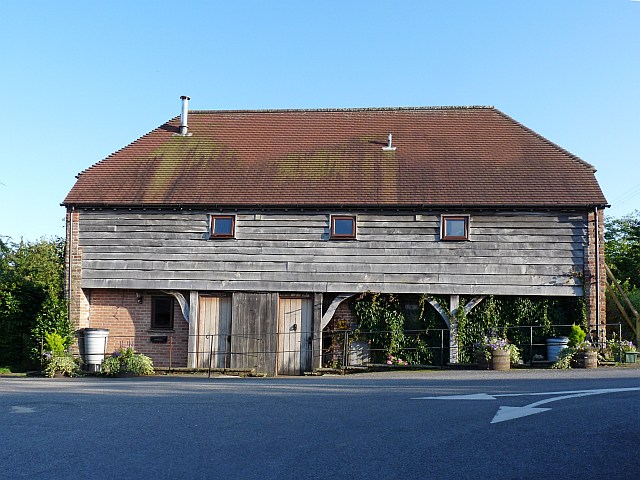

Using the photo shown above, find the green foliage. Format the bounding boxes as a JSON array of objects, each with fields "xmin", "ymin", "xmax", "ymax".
[
  {"xmin": 457, "ymin": 295, "xmax": 586, "ymax": 363},
  {"xmin": 605, "ymin": 211, "xmax": 640, "ymax": 289},
  {"xmin": 353, "ymin": 293, "xmax": 405, "ymax": 361},
  {"xmin": 43, "ymin": 353, "xmax": 81, "ymax": 377},
  {"xmin": 605, "ymin": 211, "xmax": 640, "ymax": 337},
  {"xmin": 567, "ymin": 324, "xmax": 586, "ymax": 347},
  {"xmin": 100, "ymin": 356, "xmax": 122, "ymax": 376},
  {"xmin": 100, "ymin": 347, "xmax": 154, "ymax": 376},
  {"xmin": 551, "ymin": 347, "xmax": 575, "ymax": 369},
  {"xmin": 44, "ymin": 331, "xmax": 66, "ymax": 356},
  {"xmin": 353, "ymin": 293, "xmax": 435, "ymax": 365},
  {"xmin": 0, "ymin": 237, "xmax": 72, "ymax": 368},
  {"xmin": 608, "ymin": 337, "xmax": 637, "ymax": 358}
]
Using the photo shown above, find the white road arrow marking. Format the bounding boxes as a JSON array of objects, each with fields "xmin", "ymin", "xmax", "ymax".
[
  {"xmin": 412, "ymin": 393, "xmax": 498, "ymax": 400},
  {"xmin": 11, "ymin": 406, "xmax": 35, "ymax": 414},
  {"xmin": 490, "ymin": 406, "xmax": 551, "ymax": 422},
  {"xmin": 413, "ymin": 387, "xmax": 640, "ymax": 424}
]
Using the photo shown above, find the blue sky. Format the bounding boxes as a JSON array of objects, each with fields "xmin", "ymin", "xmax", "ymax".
[{"xmin": 1, "ymin": 1, "xmax": 638, "ymax": 242}]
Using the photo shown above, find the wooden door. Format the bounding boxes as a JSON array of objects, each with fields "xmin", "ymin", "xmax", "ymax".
[
  {"xmin": 198, "ymin": 295, "xmax": 232, "ymax": 369},
  {"xmin": 277, "ymin": 296, "xmax": 313, "ymax": 375}
]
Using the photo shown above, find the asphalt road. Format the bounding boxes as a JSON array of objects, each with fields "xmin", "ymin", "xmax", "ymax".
[{"xmin": 1, "ymin": 368, "xmax": 639, "ymax": 480}]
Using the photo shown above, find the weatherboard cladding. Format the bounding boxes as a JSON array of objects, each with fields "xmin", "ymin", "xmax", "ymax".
[{"xmin": 63, "ymin": 107, "xmax": 606, "ymax": 208}]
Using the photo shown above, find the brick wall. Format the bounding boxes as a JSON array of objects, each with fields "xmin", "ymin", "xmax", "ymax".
[
  {"xmin": 327, "ymin": 300, "xmax": 357, "ymax": 330},
  {"xmin": 66, "ymin": 209, "xmax": 89, "ymax": 330},
  {"xmin": 87, "ymin": 289, "xmax": 189, "ymax": 368},
  {"xmin": 585, "ymin": 207, "xmax": 607, "ymax": 341}
]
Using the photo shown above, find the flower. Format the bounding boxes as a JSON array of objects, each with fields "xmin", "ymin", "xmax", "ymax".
[
  {"xmin": 474, "ymin": 333, "xmax": 510, "ymax": 353},
  {"xmin": 573, "ymin": 341, "xmax": 597, "ymax": 353},
  {"xmin": 474, "ymin": 332, "xmax": 521, "ymax": 364},
  {"xmin": 608, "ymin": 337, "xmax": 637, "ymax": 357},
  {"xmin": 619, "ymin": 340, "xmax": 637, "ymax": 353},
  {"xmin": 386, "ymin": 354, "xmax": 408, "ymax": 366}
]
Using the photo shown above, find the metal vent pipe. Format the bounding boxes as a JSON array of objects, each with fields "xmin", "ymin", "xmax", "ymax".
[{"xmin": 179, "ymin": 95, "xmax": 190, "ymax": 136}]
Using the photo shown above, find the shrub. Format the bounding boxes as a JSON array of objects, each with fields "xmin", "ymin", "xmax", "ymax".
[
  {"xmin": 551, "ymin": 347, "xmax": 576, "ymax": 369},
  {"xmin": 43, "ymin": 354, "xmax": 81, "ymax": 377},
  {"xmin": 100, "ymin": 355, "xmax": 121, "ymax": 376},
  {"xmin": 567, "ymin": 324, "xmax": 586, "ymax": 348},
  {"xmin": 101, "ymin": 347, "xmax": 154, "ymax": 376},
  {"xmin": 44, "ymin": 331, "xmax": 66, "ymax": 356}
]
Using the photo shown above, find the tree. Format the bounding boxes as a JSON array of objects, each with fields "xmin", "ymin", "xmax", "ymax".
[
  {"xmin": 604, "ymin": 211, "xmax": 640, "ymax": 337},
  {"xmin": 605, "ymin": 210, "xmax": 640, "ymax": 288},
  {"xmin": 0, "ymin": 237, "xmax": 72, "ymax": 369}
]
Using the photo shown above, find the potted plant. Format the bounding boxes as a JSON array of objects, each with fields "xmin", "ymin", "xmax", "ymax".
[
  {"xmin": 475, "ymin": 333, "xmax": 520, "ymax": 371},
  {"xmin": 41, "ymin": 331, "xmax": 82, "ymax": 378},
  {"xmin": 574, "ymin": 341, "xmax": 598, "ymax": 368},
  {"xmin": 609, "ymin": 338, "xmax": 638, "ymax": 363}
]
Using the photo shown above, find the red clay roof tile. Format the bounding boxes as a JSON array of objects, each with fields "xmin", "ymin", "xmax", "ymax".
[{"xmin": 63, "ymin": 106, "xmax": 607, "ymax": 208}]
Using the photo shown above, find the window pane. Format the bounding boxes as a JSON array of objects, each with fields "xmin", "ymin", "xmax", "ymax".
[
  {"xmin": 152, "ymin": 297, "xmax": 173, "ymax": 328},
  {"xmin": 334, "ymin": 218, "xmax": 354, "ymax": 236},
  {"xmin": 445, "ymin": 219, "xmax": 466, "ymax": 237},
  {"xmin": 214, "ymin": 217, "xmax": 233, "ymax": 235}
]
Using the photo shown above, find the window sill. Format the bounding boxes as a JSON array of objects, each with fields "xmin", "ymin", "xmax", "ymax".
[{"xmin": 147, "ymin": 328, "xmax": 174, "ymax": 333}]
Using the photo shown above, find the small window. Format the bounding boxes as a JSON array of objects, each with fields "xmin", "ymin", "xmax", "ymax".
[
  {"xmin": 441, "ymin": 216, "xmax": 469, "ymax": 241},
  {"xmin": 331, "ymin": 215, "xmax": 356, "ymax": 239},
  {"xmin": 151, "ymin": 296, "xmax": 174, "ymax": 329},
  {"xmin": 211, "ymin": 215, "xmax": 235, "ymax": 238}
]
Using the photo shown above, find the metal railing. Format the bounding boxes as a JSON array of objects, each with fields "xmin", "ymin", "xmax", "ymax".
[{"xmin": 61, "ymin": 323, "xmax": 627, "ymax": 375}]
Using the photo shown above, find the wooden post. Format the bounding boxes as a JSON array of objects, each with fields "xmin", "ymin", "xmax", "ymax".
[
  {"xmin": 449, "ymin": 295, "xmax": 460, "ymax": 364},
  {"xmin": 606, "ymin": 264, "xmax": 639, "ymax": 342},
  {"xmin": 187, "ymin": 291, "xmax": 199, "ymax": 369}
]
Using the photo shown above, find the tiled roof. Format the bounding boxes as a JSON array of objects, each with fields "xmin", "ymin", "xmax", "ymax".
[{"xmin": 63, "ymin": 106, "xmax": 607, "ymax": 208}]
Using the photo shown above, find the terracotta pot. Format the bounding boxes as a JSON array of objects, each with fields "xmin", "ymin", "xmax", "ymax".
[{"xmin": 491, "ymin": 350, "xmax": 510, "ymax": 371}]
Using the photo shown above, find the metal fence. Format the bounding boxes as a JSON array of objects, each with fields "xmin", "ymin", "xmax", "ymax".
[{"xmin": 62, "ymin": 323, "xmax": 627, "ymax": 375}]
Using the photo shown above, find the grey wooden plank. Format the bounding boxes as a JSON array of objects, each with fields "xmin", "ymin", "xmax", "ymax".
[
  {"xmin": 78, "ymin": 237, "xmax": 584, "ymax": 250},
  {"xmin": 82, "ymin": 251, "xmax": 583, "ymax": 266},
  {"xmin": 82, "ymin": 268, "xmax": 580, "ymax": 287},
  {"xmin": 80, "ymin": 231, "xmax": 208, "ymax": 241},
  {"xmin": 83, "ymin": 260, "xmax": 575, "ymax": 277},
  {"xmin": 84, "ymin": 243, "xmax": 584, "ymax": 262},
  {"xmin": 84, "ymin": 260, "xmax": 290, "ymax": 272},
  {"xmin": 80, "ymin": 278, "xmax": 582, "ymax": 297}
]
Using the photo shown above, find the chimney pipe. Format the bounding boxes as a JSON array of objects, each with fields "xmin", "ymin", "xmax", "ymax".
[{"xmin": 179, "ymin": 95, "xmax": 190, "ymax": 136}]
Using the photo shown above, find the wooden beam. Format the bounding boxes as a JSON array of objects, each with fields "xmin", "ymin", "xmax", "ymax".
[
  {"xmin": 605, "ymin": 264, "xmax": 639, "ymax": 342},
  {"xmin": 163, "ymin": 291, "xmax": 190, "ymax": 322},
  {"xmin": 606, "ymin": 265, "xmax": 640, "ymax": 320},
  {"xmin": 187, "ymin": 291, "xmax": 199, "ymax": 369},
  {"xmin": 605, "ymin": 282, "xmax": 637, "ymax": 336},
  {"xmin": 424, "ymin": 297, "xmax": 450, "ymax": 328},
  {"xmin": 449, "ymin": 296, "xmax": 459, "ymax": 364},
  {"xmin": 464, "ymin": 295, "xmax": 487, "ymax": 315}
]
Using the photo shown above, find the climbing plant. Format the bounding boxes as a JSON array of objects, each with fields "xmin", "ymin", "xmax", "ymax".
[
  {"xmin": 457, "ymin": 295, "xmax": 587, "ymax": 362},
  {"xmin": 353, "ymin": 292, "xmax": 439, "ymax": 364}
]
